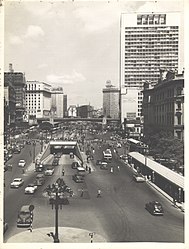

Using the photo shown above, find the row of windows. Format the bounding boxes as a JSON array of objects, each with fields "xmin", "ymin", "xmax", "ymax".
[
  {"xmin": 125, "ymin": 26, "xmax": 178, "ymax": 30},
  {"xmin": 125, "ymin": 43, "xmax": 178, "ymax": 47},
  {"xmin": 155, "ymin": 114, "xmax": 174, "ymax": 125},
  {"xmin": 125, "ymin": 38, "xmax": 178, "ymax": 43},
  {"xmin": 26, "ymin": 94, "xmax": 41, "ymax": 97},
  {"xmin": 154, "ymin": 103, "xmax": 174, "ymax": 112},
  {"xmin": 125, "ymin": 50, "xmax": 178, "ymax": 53},
  {"xmin": 26, "ymin": 85, "xmax": 41, "ymax": 90},
  {"xmin": 125, "ymin": 33, "xmax": 179, "ymax": 36},
  {"xmin": 125, "ymin": 35, "xmax": 178, "ymax": 39}
]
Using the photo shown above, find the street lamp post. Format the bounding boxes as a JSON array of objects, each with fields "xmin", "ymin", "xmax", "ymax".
[
  {"xmin": 54, "ymin": 190, "xmax": 60, "ymax": 243},
  {"xmin": 40, "ymin": 139, "xmax": 43, "ymax": 153},
  {"xmin": 47, "ymin": 182, "xmax": 67, "ymax": 243}
]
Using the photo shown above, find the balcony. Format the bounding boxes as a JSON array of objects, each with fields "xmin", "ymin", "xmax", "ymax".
[{"xmin": 175, "ymin": 108, "xmax": 182, "ymax": 116}]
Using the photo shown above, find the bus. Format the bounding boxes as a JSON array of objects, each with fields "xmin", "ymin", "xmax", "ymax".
[
  {"xmin": 127, "ymin": 138, "xmax": 149, "ymax": 154},
  {"xmin": 103, "ymin": 149, "xmax": 112, "ymax": 162}
]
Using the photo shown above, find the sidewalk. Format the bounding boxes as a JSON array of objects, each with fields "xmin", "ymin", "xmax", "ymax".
[
  {"xmin": 81, "ymin": 151, "xmax": 95, "ymax": 172},
  {"xmin": 6, "ymin": 227, "xmax": 106, "ymax": 243},
  {"xmin": 124, "ymin": 161, "xmax": 185, "ymax": 212}
]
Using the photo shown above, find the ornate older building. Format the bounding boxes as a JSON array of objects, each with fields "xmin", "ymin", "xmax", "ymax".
[{"xmin": 142, "ymin": 70, "xmax": 184, "ymax": 140}]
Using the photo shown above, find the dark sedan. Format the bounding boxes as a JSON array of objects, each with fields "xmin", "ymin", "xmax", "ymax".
[
  {"xmin": 72, "ymin": 174, "xmax": 84, "ymax": 183},
  {"xmin": 145, "ymin": 201, "xmax": 164, "ymax": 216}
]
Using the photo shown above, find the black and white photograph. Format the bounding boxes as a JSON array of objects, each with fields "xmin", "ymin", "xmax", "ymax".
[{"xmin": 0, "ymin": 0, "xmax": 187, "ymax": 248}]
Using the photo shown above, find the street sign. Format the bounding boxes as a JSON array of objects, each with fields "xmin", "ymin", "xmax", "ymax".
[{"xmin": 29, "ymin": 205, "xmax": 35, "ymax": 212}]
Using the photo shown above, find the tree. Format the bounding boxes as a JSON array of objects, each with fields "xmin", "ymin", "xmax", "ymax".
[{"xmin": 147, "ymin": 131, "xmax": 184, "ymax": 170}]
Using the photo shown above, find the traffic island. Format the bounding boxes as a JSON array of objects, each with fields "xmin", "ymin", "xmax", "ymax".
[{"xmin": 6, "ymin": 227, "xmax": 107, "ymax": 243}]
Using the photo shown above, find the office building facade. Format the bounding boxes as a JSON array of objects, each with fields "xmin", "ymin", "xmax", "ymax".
[
  {"xmin": 103, "ymin": 80, "xmax": 120, "ymax": 119},
  {"xmin": 26, "ymin": 81, "xmax": 51, "ymax": 120},
  {"xmin": 77, "ymin": 105, "xmax": 94, "ymax": 118},
  {"xmin": 120, "ymin": 12, "xmax": 182, "ymax": 122},
  {"xmin": 4, "ymin": 64, "xmax": 26, "ymax": 123},
  {"xmin": 51, "ymin": 87, "xmax": 64, "ymax": 118}
]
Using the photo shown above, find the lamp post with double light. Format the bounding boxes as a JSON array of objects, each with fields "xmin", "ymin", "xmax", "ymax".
[{"xmin": 47, "ymin": 182, "xmax": 68, "ymax": 243}]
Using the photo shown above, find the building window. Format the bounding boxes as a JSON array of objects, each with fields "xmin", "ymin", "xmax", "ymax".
[{"xmin": 177, "ymin": 115, "xmax": 181, "ymax": 125}]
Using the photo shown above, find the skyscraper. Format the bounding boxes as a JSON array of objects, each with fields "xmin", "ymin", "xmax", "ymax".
[
  {"xmin": 120, "ymin": 12, "xmax": 182, "ymax": 122},
  {"xmin": 4, "ymin": 64, "xmax": 26, "ymax": 123},
  {"xmin": 51, "ymin": 87, "xmax": 64, "ymax": 118},
  {"xmin": 102, "ymin": 80, "xmax": 120, "ymax": 119}
]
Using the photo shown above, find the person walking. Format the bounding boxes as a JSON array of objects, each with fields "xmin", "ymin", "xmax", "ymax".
[
  {"xmin": 89, "ymin": 167, "xmax": 91, "ymax": 174},
  {"xmin": 80, "ymin": 188, "xmax": 84, "ymax": 197},
  {"xmin": 117, "ymin": 166, "xmax": 120, "ymax": 171},
  {"xmin": 97, "ymin": 189, "xmax": 101, "ymax": 198},
  {"xmin": 110, "ymin": 167, "xmax": 113, "ymax": 173},
  {"xmin": 62, "ymin": 169, "xmax": 65, "ymax": 176}
]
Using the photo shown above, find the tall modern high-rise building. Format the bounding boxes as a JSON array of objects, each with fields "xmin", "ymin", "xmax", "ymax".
[
  {"xmin": 120, "ymin": 12, "xmax": 182, "ymax": 122},
  {"xmin": 4, "ymin": 64, "xmax": 26, "ymax": 123},
  {"xmin": 51, "ymin": 87, "xmax": 64, "ymax": 118}
]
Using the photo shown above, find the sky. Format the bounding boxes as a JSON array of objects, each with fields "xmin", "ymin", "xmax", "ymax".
[{"xmin": 4, "ymin": 0, "xmax": 184, "ymax": 109}]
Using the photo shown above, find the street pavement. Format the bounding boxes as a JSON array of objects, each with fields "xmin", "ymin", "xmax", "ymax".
[{"xmin": 4, "ymin": 136, "xmax": 184, "ymax": 243}]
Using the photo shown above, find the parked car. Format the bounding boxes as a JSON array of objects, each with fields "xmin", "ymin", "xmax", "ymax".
[
  {"xmin": 35, "ymin": 173, "xmax": 45, "ymax": 186},
  {"xmin": 25, "ymin": 183, "xmax": 37, "ymax": 194},
  {"xmin": 145, "ymin": 201, "xmax": 164, "ymax": 215},
  {"xmin": 72, "ymin": 174, "xmax": 84, "ymax": 183},
  {"xmin": 3, "ymin": 222, "xmax": 8, "ymax": 234},
  {"xmin": 13, "ymin": 148, "xmax": 21, "ymax": 154},
  {"xmin": 35, "ymin": 163, "xmax": 44, "ymax": 172},
  {"xmin": 133, "ymin": 174, "xmax": 146, "ymax": 182},
  {"xmin": 44, "ymin": 167, "xmax": 55, "ymax": 176},
  {"xmin": 4, "ymin": 164, "xmax": 12, "ymax": 172},
  {"xmin": 120, "ymin": 154, "xmax": 128, "ymax": 161},
  {"xmin": 10, "ymin": 178, "xmax": 24, "ymax": 188},
  {"xmin": 7, "ymin": 153, "xmax": 13, "ymax": 159},
  {"xmin": 52, "ymin": 158, "xmax": 59, "ymax": 166},
  {"xmin": 17, "ymin": 205, "xmax": 33, "ymax": 227},
  {"xmin": 18, "ymin": 159, "xmax": 26, "ymax": 168},
  {"xmin": 70, "ymin": 152, "xmax": 74, "ymax": 159},
  {"xmin": 71, "ymin": 161, "xmax": 79, "ymax": 169}
]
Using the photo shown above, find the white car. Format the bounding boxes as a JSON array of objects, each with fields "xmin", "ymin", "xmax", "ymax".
[
  {"xmin": 24, "ymin": 183, "xmax": 37, "ymax": 194},
  {"xmin": 133, "ymin": 174, "xmax": 146, "ymax": 182},
  {"xmin": 18, "ymin": 159, "xmax": 26, "ymax": 168},
  {"xmin": 10, "ymin": 178, "xmax": 24, "ymax": 188},
  {"xmin": 44, "ymin": 167, "xmax": 55, "ymax": 176}
]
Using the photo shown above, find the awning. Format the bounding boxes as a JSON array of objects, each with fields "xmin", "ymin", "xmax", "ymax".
[{"xmin": 129, "ymin": 152, "xmax": 184, "ymax": 189}]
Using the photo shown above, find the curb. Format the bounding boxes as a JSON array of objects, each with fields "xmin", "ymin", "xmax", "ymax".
[{"xmin": 123, "ymin": 160, "xmax": 185, "ymax": 213}]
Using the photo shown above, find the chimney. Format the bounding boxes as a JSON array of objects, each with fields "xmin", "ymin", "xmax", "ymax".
[{"xmin": 9, "ymin": 63, "xmax": 14, "ymax": 73}]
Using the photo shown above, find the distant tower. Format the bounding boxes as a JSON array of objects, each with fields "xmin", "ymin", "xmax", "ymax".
[{"xmin": 102, "ymin": 80, "xmax": 120, "ymax": 119}]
